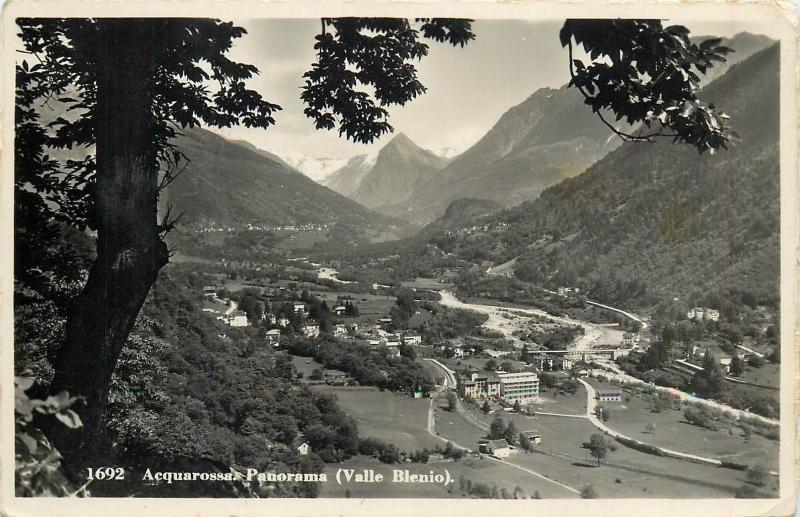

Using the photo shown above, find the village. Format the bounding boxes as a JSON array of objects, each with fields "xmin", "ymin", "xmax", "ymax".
[{"xmin": 181, "ymin": 255, "xmax": 779, "ymax": 499}]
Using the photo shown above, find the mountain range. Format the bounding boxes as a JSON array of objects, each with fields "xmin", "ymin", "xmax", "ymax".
[
  {"xmin": 317, "ymin": 32, "xmax": 774, "ymax": 226},
  {"xmin": 160, "ymin": 31, "xmax": 774, "ymax": 266},
  {"xmin": 323, "ymin": 152, "xmax": 378, "ymax": 198},
  {"xmin": 160, "ymin": 128, "xmax": 410, "ymax": 240},
  {"xmin": 350, "ymin": 133, "xmax": 448, "ymax": 211},
  {"xmin": 429, "ymin": 41, "xmax": 780, "ymax": 311}
]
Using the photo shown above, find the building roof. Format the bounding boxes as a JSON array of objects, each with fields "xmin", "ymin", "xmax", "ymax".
[
  {"xmin": 486, "ymin": 439, "xmax": 511, "ymax": 449},
  {"xmin": 597, "ymin": 389, "xmax": 623, "ymax": 396},
  {"xmin": 498, "ymin": 372, "xmax": 539, "ymax": 381}
]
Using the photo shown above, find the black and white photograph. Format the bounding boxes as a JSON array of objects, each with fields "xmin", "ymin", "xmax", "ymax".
[{"xmin": 3, "ymin": 1, "xmax": 797, "ymax": 515}]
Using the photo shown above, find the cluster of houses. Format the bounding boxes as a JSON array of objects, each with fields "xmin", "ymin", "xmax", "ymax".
[
  {"xmin": 675, "ymin": 345, "xmax": 749, "ymax": 374},
  {"xmin": 218, "ymin": 311, "xmax": 249, "ymax": 327},
  {"xmin": 686, "ymin": 307, "xmax": 720, "ymax": 322},
  {"xmin": 441, "ymin": 221, "xmax": 509, "ymax": 239},
  {"xmin": 201, "ymin": 286, "xmax": 251, "ymax": 327},
  {"xmin": 200, "ymin": 285, "xmax": 342, "ymax": 340},
  {"xmin": 192, "ymin": 223, "xmax": 328, "ymax": 233},
  {"xmin": 459, "ymin": 371, "xmax": 541, "ymax": 404},
  {"xmin": 363, "ymin": 329, "xmax": 422, "ymax": 357},
  {"xmin": 622, "ymin": 332, "xmax": 641, "ymax": 347}
]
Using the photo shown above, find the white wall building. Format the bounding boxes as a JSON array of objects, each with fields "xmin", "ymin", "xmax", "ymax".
[{"xmin": 498, "ymin": 372, "xmax": 540, "ymax": 403}]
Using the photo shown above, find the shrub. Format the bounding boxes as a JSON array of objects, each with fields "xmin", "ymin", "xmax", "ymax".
[
  {"xmin": 745, "ymin": 463, "xmax": 768, "ymax": 486},
  {"xmin": 15, "ymin": 376, "xmax": 82, "ymax": 496},
  {"xmin": 735, "ymin": 484, "xmax": 758, "ymax": 498}
]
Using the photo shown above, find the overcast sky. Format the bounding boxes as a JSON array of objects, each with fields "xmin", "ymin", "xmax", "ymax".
[{"xmin": 213, "ymin": 18, "xmax": 772, "ymax": 160}]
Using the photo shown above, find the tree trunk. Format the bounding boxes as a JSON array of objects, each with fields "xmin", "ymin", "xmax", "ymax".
[{"xmin": 47, "ymin": 20, "xmax": 167, "ymax": 468}]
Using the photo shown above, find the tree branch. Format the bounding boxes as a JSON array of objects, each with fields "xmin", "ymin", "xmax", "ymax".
[
  {"xmin": 157, "ymin": 158, "xmax": 189, "ymax": 192},
  {"xmin": 158, "ymin": 202, "xmax": 185, "ymax": 238},
  {"xmin": 567, "ymin": 40, "xmax": 677, "ymax": 143}
]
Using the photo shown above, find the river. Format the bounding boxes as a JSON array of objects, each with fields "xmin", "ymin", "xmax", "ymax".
[{"xmin": 437, "ymin": 290, "xmax": 622, "ymax": 351}]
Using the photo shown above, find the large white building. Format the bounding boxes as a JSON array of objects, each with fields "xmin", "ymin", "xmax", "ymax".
[
  {"xmin": 460, "ymin": 373, "xmax": 501, "ymax": 399},
  {"xmin": 498, "ymin": 372, "xmax": 540, "ymax": 403}
]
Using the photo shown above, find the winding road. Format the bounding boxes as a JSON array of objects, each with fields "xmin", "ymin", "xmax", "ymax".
[{"xmin": 423, "ymin": 359, "xmax": 580, "ymax": 495}]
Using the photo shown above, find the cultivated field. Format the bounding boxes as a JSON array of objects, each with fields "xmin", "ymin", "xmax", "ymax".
[
  {"xmin": 319, "ymin": 454, "xmax": 578, "ymax": 498},
  {"xmin": 310, "ymin": 386, "xmax": 439, "ymax": 453},
  {"xmin": 737, "ymin": 363, "xmax": 780, "ymax": 389},
  {"xmin": 434, "ymin": 400, "xmax": 775, "ymax": 498},
  {"xmin": 291, "ymin": 355, "xmax": 325, "ymax": 378},
  {"xmin": 399, "ymin": 277, "xmax": 451, "ymax": 290},
  {"xmin": 529, "ymin": 387, "xmax": 588, "ymax": 415},
  {"xmin": 312, "ymin": 290, "xmax": 396, "ymax": 324},
  {"xmin": 597, "ymin": 388, "xmax": 779, "ymax": 469}
]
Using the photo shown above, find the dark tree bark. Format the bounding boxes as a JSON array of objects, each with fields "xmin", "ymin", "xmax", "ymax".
[{"xmin": 46, "ymin": 20, "xmax": 168, "ymax": 467}]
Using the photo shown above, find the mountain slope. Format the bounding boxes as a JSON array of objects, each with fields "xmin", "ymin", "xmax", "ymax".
[
  {"xmin": 323, "ymin": 153, "xmax": 377, "ymax": 197},
  {"xmin": 227, "ymin": 139, "xmax": 300, "ymax": 172},
  {"xmin": 161, "ymin": 128, "xmax": 403, "ymax": 232},
  {"xmin": 351, "ymin": 133, "xmax": 448, "ymax": 210},
  {"xmin": 386, "ymin": 32, "xmax": 775, "ymax": 225},
  {"xmin": 385, "ymin": 84, "xmax": 620, "ymax": 224},
  {"xmin": 436, "ymin": 43, "xmax": 780, "ymax": 311}
]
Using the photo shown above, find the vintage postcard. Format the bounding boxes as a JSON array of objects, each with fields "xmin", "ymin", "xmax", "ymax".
[{"xmin": 1, "ymin": 0, "xmax": 797, "ymax": 516}]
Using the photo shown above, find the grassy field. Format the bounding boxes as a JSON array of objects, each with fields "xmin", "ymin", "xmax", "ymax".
[
  {"xmin": 598, "ymin": 389, "xmax": 779, "ymax": 469},
  {"xmin": 311, "ymin": 290, "xmax": 396, "ymax": 325},
  {"xmin": 292, "ymin": 355, "xmax": 324, "ymax": 378},
  {"xmin": 530, "ymin": 387, "xmax": 588, "ymax": 415},
  {"xmin": 399, "ymin": 277, "xmax": 452, "ymax": 290},
  {"xmin": 274, "ymin": 229, "xmax": 329, "ymax": 251},
  {"xmin": 310, "ymin": 386, "xmax": 439, "ymax": 453},
  {"xmin": 737, "ymin": 363, "xmax": 780, "ymax": 388},
  {"xmin": 433, "ymin": 401, "xmax": 775, "ymax": 498}
]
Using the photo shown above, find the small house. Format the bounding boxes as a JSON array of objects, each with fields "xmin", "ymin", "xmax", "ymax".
[
  {"xmin": 333, "ymin": 324, "xmax": 348, "ymax": 338},
  {"xmin": 521, "ymin": 430, "xmax": 542, "ymax": 444},
  {"xmin": 302, "ymin": 322, "xmax": 320, "ymax": 338},
  {"xmin": 596, "ymin": 389, "xmax": 623, "ymax": 402},
  {"xmin": 484, "ymin": 439, "xmax": 512, "ymax": 458},
  {"xmin": 403, "ymin": 333, "xmax": 422, "ymax": 345},
  {"xmin": 223, "ymin": 311, "xmax": 249, "ymax": 327},
  {"xmin": 265, "ymin": 328, "xmax": 281, "ymax": 346}
]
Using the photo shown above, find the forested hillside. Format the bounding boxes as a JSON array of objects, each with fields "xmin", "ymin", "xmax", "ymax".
[
  {"xmin": 376, "ymin": 32, "xmax": 774, "ymax": 225},
  {"xmin": 435, "ymin": 43, "xmax": 780, "ymax": 315},
  {"xmin": 162, "ymin": 128, "xmax": 405, "ymax": 233}
]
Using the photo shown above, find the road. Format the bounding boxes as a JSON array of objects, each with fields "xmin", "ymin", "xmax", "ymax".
[
  {"xmin": 423, "ymin": 359, "xmax": 580, "ymax": 495},
  {"xmin": 536, "ymin": 287, "xmax": 649, "ymax": 330},
  {"xmin": 577, "ymin": 378, "xmax": 724, "ymax": 466},
  {"xmin": 586, "ymin": 364, "xmax": 779, "ymax": 427},
  {"xmin": 439, "ymin": 290, "xmax": 778, "ymax": 427},
  {"xmin": 585, "ymin": 300, "xmax": 649, "ymax": 330}
]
